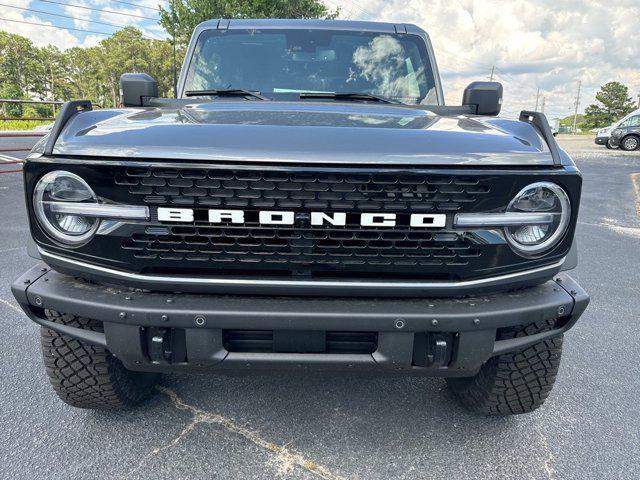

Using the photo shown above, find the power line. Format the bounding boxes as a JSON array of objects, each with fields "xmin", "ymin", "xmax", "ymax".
[
  {"xmin": 0, "ymin": 16, "xmax": 163, "ymax": 40},
  {"xmin": 0, "ymin": 16, "xmax": 114, "ymax": 35},
  {"xmin": 322, "ymin": 0, "xmax": 353, "ymax": 19},
  {"xmin": 494, "ymin": 67, "xmax": 521, "ymax": 86},
  {"xmin": 39, "ymin": 0, "xmax": 158, "ymax": 21},
  {"xmin": 329, "ymin": 0, "xmax": 374, "ymax": 19},
  {"xmin": 0, "ymin": 3, "xmax": 161, "ymax": 39},
  {"xmin": 110, "ymin": 0, "xmax": 161, "ymax": 12}
]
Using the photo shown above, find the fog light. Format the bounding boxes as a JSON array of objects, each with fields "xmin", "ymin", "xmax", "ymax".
[
  {"xmin": 33, "ymin": 171, "xmax": 99, "ymax": 245},
  {"xmin": 505, "ymin": 182, "xmax": 571, "ymax": 256}
]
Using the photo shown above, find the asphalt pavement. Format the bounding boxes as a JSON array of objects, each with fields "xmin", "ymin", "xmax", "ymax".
[{"xmin": 0, "ymin": 135, "xmax": 639, "ymax": 479}]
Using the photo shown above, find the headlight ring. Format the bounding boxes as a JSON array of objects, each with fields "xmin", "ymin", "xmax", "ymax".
[
  {"xmin": 33, "ymin": 171, "xmax": 100, "ymax": 246},
  {"xmin": 504, "ymin": 182, "xmax": 571, "ymax": 257}
]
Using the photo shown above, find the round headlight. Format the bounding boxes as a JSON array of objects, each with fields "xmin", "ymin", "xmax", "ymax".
[
  {"xmin": 505, "ymin": 182, "xmax": 571, "ymax": 256},
  {"xmin": 33, "ymin": 171, "xmax": 99, "ymax": 245}
]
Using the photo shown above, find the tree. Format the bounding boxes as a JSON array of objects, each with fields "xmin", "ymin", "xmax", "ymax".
[
  {"xmin": 583, "ymin": 81, "xmax": 636, "ymax": 129},
  {"xmin": 159, "ymin": 0, "xmax": 339, "ymax": 47},
  {"xmin": 0, "ymin": 83, "xmax": 25, "ymax": 117}
]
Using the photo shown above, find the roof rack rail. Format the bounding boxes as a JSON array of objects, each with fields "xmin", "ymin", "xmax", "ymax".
[{"xmin": 519, "ymin": 110, "xmax": 562, "ymax": 166}]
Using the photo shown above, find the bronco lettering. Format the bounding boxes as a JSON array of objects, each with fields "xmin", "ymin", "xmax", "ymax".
[{"xmin": 157, "ymin": 208, "xmax": 448, "ymax": 228}]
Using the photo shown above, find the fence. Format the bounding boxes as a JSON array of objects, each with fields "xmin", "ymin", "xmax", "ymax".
[
  {"xmin": 0, "ymin": 99, "xmax": 62, "ymax": 173},
  {"xmin": 0, "ymin": 98, "xmax": 64, "ymax": 122}
]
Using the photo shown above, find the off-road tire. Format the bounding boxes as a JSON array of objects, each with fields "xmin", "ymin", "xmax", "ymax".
[
  {"xmin": 40, "ymin": 310, "xmax": 159, "ymax": 409},
  {"xmin": 447, "ymin": 319, "xmax": 563, "ymax": 416}
]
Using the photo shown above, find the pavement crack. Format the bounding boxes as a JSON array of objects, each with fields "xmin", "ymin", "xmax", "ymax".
[
  {"xmin": 535, "ymin": 427, "xmax": 557, "ymax": 480},
  {"xmin": 124, "ymin": 416, "xmax": 199, "ymax": 478},
  {"xmin": 152, "ymin": 386, "xmax": 347, "ymax": 480}
]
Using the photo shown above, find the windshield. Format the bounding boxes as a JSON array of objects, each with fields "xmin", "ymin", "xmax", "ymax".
[{"xmin": 183, "ymin": 29, "xmax": 438, "ymax": 104}]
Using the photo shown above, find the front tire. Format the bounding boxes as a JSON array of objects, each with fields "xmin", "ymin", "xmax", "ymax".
[
  {"xmin": 605, "ymin": 138, "xmax": 616, "ymax": 149},
  {"xmin": 620, "ymin": 135, "xmax": 640, "ymax": 151},
  {"xmin": 40, "ymin": 311, "xmax": 159, "ymax": 409},
  {"xmin": 447, "ymin": 319, "xmax": 563, "ymax": 415}
]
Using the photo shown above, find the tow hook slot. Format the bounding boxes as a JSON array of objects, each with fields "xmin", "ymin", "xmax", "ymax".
[
  {"xmin": 146, "ymin": 327, "xmax": 188, "ymax": 364},
  {"xmin": 412, "ymin": 333, "xmax": 454, "ymax": 368},
  {"xmin": 147, "ymin": 328, "xmax": 172, "ymax": 364}
]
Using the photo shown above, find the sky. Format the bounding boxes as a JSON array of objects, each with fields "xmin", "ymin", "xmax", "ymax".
[{"xmin": 1, "ymin": 0, "xmax": 639, "ymax": 119}]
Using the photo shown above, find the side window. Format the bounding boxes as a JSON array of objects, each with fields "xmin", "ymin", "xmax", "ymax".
[{"xmin": 620, "ymin": 116, "xmax": 640, "ymax": 127}]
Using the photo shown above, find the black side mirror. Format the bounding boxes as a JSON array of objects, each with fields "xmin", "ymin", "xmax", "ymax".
[
  {"xmin": 120, "ymin": 73, "xmax": 158, "ymax": 107},
  {"xmin": 463, "ymin": 81, "xmax": 503, "ymax": 116}
]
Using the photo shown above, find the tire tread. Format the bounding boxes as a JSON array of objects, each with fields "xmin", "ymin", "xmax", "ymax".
[
  {"xmin": 447, "ymin": 319, "xmax": 563, "ymax": 415},
  {"xmin": 40, "ymin": 310, "xmax": 158, "ymax": 409}
]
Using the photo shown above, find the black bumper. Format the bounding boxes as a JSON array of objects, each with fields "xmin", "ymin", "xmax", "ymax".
[
  {"xmin": 595, "ymin": 136, "xmax": 609, "ymax": 145},
  {"xmin": 12, "ymin": 264, "xmax": 589, "ymax": 377}
]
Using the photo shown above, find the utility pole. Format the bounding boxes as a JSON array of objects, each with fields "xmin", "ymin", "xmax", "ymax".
[
  {"xmin": 171, "ymin": 0, "xmax": 178, "ymax": 98},
  {"xmin": 572, "ymin": 80, "xmax": 582, "ymax": 135},
  {"xmin": 540, "ymin": 96, "xmax": 546, "ymax": 114},
  {"xmin": 534, "ymin": 87, "xmax": 540, "ymax": 111},
  {"xmin": 489, "ymin": 66, "xmax": 495, "ymax": 82}
]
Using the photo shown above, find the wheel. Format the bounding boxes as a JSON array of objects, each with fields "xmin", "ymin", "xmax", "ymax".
[
  {"xmin": 620, "ymin": 135, "xmax": 640, "ymax": 151},
  {"xmin": 40, "ymin": 310, "xmax": 159, "ymax": 409},
  {"xmin": 447, "ymin": 319, "xmax": 563, "ymax": 415},
  {"xmin": 605, "ymin": 138, "xmax": 617, "ymax": 149}
]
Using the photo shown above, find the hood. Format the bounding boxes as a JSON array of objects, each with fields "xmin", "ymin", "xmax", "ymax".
[{"xmin": 51, "ymin": 101, "xmax": 555, "ymax": 166}]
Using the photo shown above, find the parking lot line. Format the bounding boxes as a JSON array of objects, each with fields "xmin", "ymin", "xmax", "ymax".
[
  {"xmin": 0, "ymin": 298, "xmax": 23, "ymax": 314},
  {"xmin": 0, "ymin": 153, "xmax": 22, "ymax": 162},
  {"xmin": 631, "ymin": 174, "xmax": 640, "ymax": 218}
]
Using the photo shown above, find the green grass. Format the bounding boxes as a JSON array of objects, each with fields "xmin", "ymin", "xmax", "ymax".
[{"xmin": 0, "ymin": 120, "xmax": 51, "ymax": 131}]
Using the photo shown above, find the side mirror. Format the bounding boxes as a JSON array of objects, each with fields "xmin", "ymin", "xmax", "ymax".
[
  {"xmin": 463, "ymin": 81, "xmax": 503, "ymax": 116},
  {"xmin": 120, "ymin": 73, "xmax": 158, "ymax": 107}
]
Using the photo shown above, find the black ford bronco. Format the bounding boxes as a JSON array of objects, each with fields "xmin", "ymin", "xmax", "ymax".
[{"xmin": 13, "ymin": 19, "xmax": 589, "ymax": 415}]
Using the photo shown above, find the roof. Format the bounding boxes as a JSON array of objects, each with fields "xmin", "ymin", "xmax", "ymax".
[{"xmin": 194, "ymin": 18, "xmax": 424, "ymax": 35}]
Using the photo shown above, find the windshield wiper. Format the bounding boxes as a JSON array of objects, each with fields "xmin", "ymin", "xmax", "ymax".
[
  {"xmin": 184, "ymin": 89, "xmax": 269, "ymax": 101},
  {"xmin": 298, "ymin": 92, "xmax": 402, "ymax": 104}
]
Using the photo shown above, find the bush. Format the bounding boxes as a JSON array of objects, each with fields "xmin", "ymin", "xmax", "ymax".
[{"xmin": 0, "ymin": 120, "xmax": 51, "ymax": 131}]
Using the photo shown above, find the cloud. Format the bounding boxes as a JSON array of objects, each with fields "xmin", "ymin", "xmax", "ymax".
[
  {"xmin": 98, "ymin": 6, "xmax": 147, "ymax": 26},
  {"xmin": 0, "ymin": 9, "xmax": 83, "ymax": 49},
  {"xmin": 63, "ymin": 5, "xmax": 90, "ymax": 29},
  {"xmin": 0, "ymin": 0, "xmax": 167, "ymax": 47},
  {"xmin": 352, "ymin": 0, "xmax": 640, "ymax": 118}
]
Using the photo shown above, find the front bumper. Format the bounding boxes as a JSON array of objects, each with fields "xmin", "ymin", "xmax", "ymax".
[
  {"xmin": 12, "ymin": 264, "xmax": 589, "ymax": 377},
  {"xmin": 595, "ymin": 136, "xmax": 609, "ymax": 145}
]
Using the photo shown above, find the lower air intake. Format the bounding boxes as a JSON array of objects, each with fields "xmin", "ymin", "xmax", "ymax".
[{"xmin": 223, "ymin": 330, "xmax": 378, "ymax": 354}]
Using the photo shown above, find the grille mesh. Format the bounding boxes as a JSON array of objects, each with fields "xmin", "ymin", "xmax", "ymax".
[
  {"xmin": 121, "ymin": 226, "xmax": 481, "ymax": 268},
  {"xmin": 116, "ymin": 167, "xmax": 491, "ymax": 212},
  {"xmin": 116, "ymin": 166, "xmax": 490, "ymax": 278}
]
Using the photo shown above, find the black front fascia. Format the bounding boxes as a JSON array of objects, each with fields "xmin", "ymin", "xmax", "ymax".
[{"xmin": 23, "ymin": 157, "xmax": 582, "ymax": 286}]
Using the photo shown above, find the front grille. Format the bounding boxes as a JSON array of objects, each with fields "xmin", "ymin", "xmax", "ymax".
[
  {"xmin": 117, "ymin": 167, "xmax": 492, "ymax": 212},
  {"xmin": 116, "ymin": 166, "xmax": 491, "ymax": 279}
]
